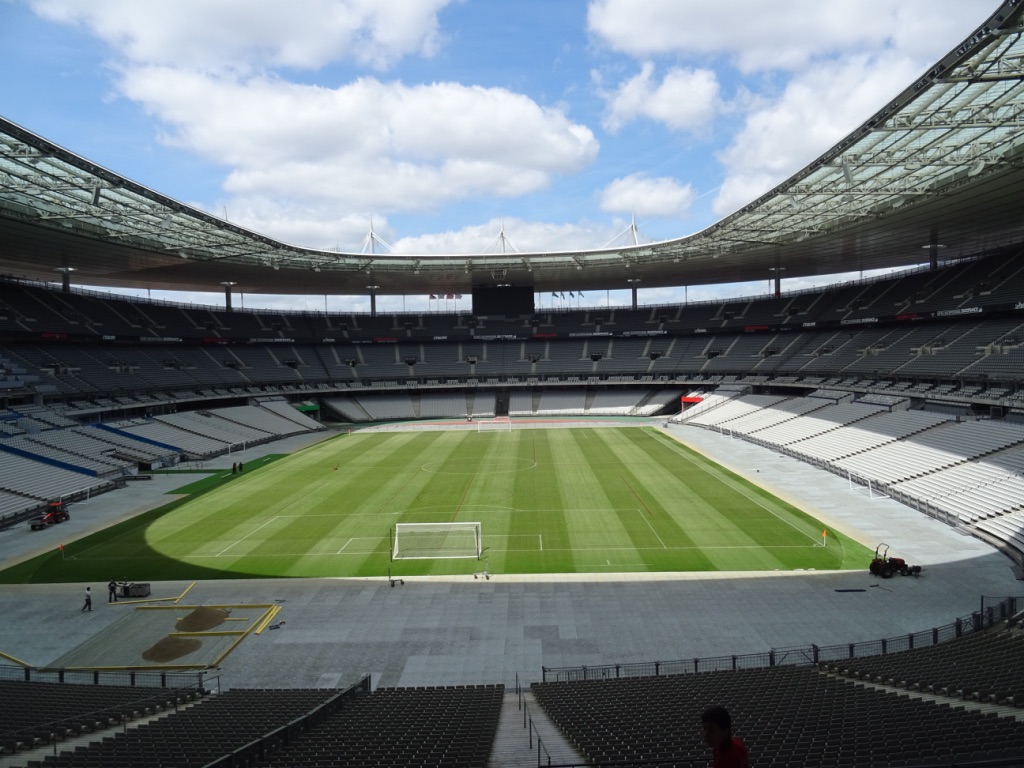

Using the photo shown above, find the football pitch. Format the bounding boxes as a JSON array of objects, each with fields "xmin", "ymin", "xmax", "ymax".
[{"xmin": 0, "ymin": 427, "xmax": 872, "ymax": 583}]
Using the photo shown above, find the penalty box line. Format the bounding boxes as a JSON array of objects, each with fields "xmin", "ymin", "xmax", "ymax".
[
  {"xmin": 217, "ymin": 516, "xmax": 282, "ymax": 556},
  {"xmin": 216, "ymin": 517, "xmax": 383, "ymax": 558}
]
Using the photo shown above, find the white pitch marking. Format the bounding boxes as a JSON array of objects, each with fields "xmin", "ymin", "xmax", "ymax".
[
  {"xmin": 538, "ymin": 534, "xmax": 543, "ymax": 551},
  {"xmin": 653, "ymin": 434, "xmax": 822, "ymax": 545},
  {"xmin": 637, "ymin": 508, "xmax": 668, "ymax": 549},
  {"xmin": 217, "ymin": 516, "xmax": 280, "ymax": 556}
]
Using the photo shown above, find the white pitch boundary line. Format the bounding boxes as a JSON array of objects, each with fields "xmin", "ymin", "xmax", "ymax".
[
  {"xmin": 217, "ymin": 516, "xmax": 281, "ymax": 556},
  {"xmin": 265, "ymin": 508, "xmax": 524, "ymax": 519},
  {"xmin": 195, "ymin": 551, "xmax": 382, "ymax": 559},
  {"xmin": 335, "ymin": 536, "xmax": 379, "ymax": 554},
  {"xmin": 87, "ymin": 541, "xmax": 820, "ymax": 562},
  {"xmin": 652, "ymin": 433, "xmax": 822, "ymax": 546},
  {"xmin": 268, "ymin": 507, "xmax": 649, "ymax": 519},
  {"xmin": 491, "ymin": 543, "xmax": 819, "ymax": 554},
  {"xmin": 636, "ymin": 508, "xmax": 668, "ymax": 549}
]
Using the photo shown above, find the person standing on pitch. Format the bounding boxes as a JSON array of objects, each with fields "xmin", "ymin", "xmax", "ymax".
[
  {"xmin": 108, "ymin": 579, "xmax": 118, "ymax": 602},
  {"xmin": 702, "ymin": 706, "xmax": 749, "ymax": 768},
  {"xmin": 81, "ymin": 586, "xmax": 92, "ymax": 612}
]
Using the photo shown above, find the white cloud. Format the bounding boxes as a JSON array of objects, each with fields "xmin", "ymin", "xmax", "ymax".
[
  {"xmin": 599, "ymin": 173, "xmax": 695, "ymax": 218},
  {"xmin": 588, "ymin": 0, "xmax": 992, "ymax": 73},
  {"xmin": 601, "ymin": 62, "xmax": 719, "ymax": 134},
  {"xmin": 391, "ymin": 217, "xmax": 622, "ymax": 254},
  {"xmin": 112, "ymin": 68, "xmax": 598, "ymax": 242},
  {"xmin": 711, "ymin": 53, "xmax": 922, "ymax": 215},
  {"xmin": 219, "ymin": 201, "xmax": 384, "ymax": 252},
  {"xmin": 29, "ymin": 0, "xmax": 454, "ymax": 71},
  {"xmin": 588, "ymin": 1, "xmax": 996, "ymax": 218}
]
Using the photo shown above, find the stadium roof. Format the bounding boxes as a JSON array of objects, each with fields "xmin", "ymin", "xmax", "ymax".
[{"xmin": 2, "ymin": 1, "xmax": 1024, "ymax": 299}]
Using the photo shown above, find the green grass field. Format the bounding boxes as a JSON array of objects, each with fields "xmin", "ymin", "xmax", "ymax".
[{"xmin": 0, "ymin": 427, "xmax": 871, "ymax": 583}]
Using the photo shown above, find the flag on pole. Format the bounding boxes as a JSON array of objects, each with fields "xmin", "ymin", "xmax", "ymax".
[{"xmin": 59, "ymin": 544, "xmax": 63, "ymax": 551}]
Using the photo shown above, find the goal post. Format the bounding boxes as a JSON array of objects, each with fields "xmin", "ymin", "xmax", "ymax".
[
  {"xmin": 846, "ymin": 470, "xmax": 889, "ymax": 500},
  {"xmin": 477, "ymin": 418, "xmax": 512, "ymax": 433},
  {"xmin": 393, "ymin": 522, "xmax": 483, "ymax": 560}
]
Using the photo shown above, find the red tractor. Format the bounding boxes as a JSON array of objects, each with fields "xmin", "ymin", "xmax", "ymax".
[
  {"xmin": 29, "ymin": 501, "xmax": 70, "ymax": 531},
  {"xmin": 869, "ymin": 543, "xmax": 922, "ymax": 578}
]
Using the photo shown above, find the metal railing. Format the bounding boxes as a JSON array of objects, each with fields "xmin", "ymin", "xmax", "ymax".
[
  {"xmin": 0, "ymin": 664, "xmax": 212, "ymax": 690},
  {"xmin": 543, "ymin": 596, "xmax": 1021, "ymax": 682}
]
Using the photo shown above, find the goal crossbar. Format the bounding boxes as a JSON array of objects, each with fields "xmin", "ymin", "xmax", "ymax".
[{"xmin": 393, "ymin": 522, "xmax": 482, "ymax": 560}]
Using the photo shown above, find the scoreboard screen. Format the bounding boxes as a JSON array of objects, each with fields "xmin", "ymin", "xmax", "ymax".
[{"xmin": 471, "ymin": 285, "xmax": 535, "ymax": 316}]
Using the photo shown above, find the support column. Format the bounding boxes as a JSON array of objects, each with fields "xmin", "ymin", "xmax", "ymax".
[
  {"xmin": 925, "ymin": 230, "xmax": 945, "ymax": 270},
  {"xmin": 627, "ymin": 278, "xmax": 641, "ymax": 311},
  {"xmin": 54, "ymin": 266, "xmax": 76, "ymax": 294},
  {"xmin": 220, "ymin": 281, "xmax": 237, "ymax": 312},
  {"xmin": 367, "ymin": 284, "xmax": 380, "ymax": 318}
]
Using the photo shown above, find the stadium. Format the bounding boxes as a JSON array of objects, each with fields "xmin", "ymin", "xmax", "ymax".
[{"xmin": 1, "ymin": 2, "xmax": 1024, "ymax": 767}]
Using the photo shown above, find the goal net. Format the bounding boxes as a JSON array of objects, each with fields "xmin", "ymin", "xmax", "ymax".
[
  {"xmin": 393, "ymin": 522, "xmax": 483, "ymax": 560},
  {"xmin": 477, "ymin": 419, "xmax": 512, "ymax": 433}
]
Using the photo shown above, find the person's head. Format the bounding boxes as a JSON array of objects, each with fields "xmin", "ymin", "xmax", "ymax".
[{"xmin": 701, "ymin": 706, "xmax": 732, "ymax": 749}]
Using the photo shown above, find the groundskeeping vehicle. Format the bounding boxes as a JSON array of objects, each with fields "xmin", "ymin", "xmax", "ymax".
[
  {"xmin": 869, "ymin": 543, "xmax": 922, "ymax": 578},
  {"xmin": 28, "ymin": 500, "xmax": 70, "ymax": 531}
]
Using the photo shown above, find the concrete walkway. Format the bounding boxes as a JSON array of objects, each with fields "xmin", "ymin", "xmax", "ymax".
[{"xmin": 488, "ymin": 690, "xmax": 585, "ymax": 768}]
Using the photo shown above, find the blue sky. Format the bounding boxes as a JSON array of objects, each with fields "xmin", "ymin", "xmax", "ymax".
[{"xmin": 0, "ymin": 0, "xmax": 997, "ymax": 312}]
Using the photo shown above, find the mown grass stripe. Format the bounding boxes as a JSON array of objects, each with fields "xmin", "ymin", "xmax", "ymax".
[{"xmin": 0, "ymin": 428, "xmax": 872, "ymax": 582}]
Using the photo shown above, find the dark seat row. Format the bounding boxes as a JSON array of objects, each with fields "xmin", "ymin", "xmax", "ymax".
[
  {"xmin": 0, "ymin": 679, "xmax": 202, "ymax": 756},
  {"xmin": 13, "ymin": 684, "xmax": 504, "ymax": 768},
  {"xmin": 532, "ymin": 666, "xmax": 1024, "ymax": 768},
  {"xmin": 822, "ymin": 624, "xmax": 1024, "ymax": 705}
]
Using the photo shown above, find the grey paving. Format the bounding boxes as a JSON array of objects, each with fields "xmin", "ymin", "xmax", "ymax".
[{"xmin": 0, "ymin": 424, "xmax": 1019, "ymax": 694}]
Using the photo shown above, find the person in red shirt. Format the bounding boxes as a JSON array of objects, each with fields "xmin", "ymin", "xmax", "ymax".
[{"xmin": 702, "ymin": 706, "xmax": 750, "ymax": 768}]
